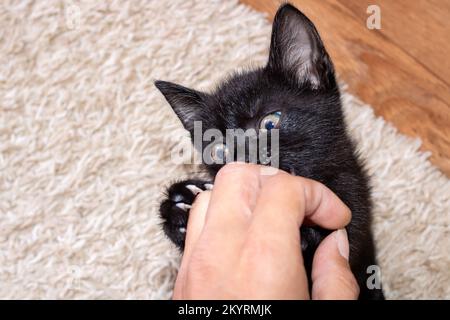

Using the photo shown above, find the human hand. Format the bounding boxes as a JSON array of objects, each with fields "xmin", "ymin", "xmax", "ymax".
[{"xmin": 173, "ymin": 163, "xmax": 359, "ymax": 299}]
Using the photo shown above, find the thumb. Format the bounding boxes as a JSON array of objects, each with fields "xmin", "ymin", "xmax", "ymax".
[
  {"xmin": 173, "ymin": 191, "xmax": 211, "ymax": 299},
  {"xmin": 311, "ymin": 229, "xmax": 360, "ymax": 300}
]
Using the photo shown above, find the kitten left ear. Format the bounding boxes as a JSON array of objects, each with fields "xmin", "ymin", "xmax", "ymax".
[
  {"xmin": 155, "ymin": 80, "xmax": 205, "ymax": 132},
  {"xmin": 267, "ymin": 4, "xmax": 335, "ymax": 90}
]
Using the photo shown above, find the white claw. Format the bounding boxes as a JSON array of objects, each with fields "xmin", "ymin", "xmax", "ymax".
[
  {"xmin": 186, "ymin": 184, "xmax": 203, "ymax": 195},
  {"xmin": 179, "ymin": 227, "xmax": 186, "ymax": 234},
  {"xmin": 176, "ymin": 203, "xmax": 192, "ymax": 211},
  {"xmin": 204, "ymin": 183, "xmax": 213, "ymax": 190}
]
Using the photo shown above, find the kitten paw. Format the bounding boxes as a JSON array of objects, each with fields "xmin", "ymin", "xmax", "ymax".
[{"xmin": 160, "ymin": 179, "xmax": 212, "ymax": 249}]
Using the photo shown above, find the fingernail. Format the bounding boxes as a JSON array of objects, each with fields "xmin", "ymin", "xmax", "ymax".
[{"xmin": 334, "ymin": 229, "xmax": 349, "ymax": 260}]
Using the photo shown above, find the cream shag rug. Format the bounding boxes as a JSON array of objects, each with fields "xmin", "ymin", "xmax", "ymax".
[{"xmin": 0, "ymin": 0, "xmax": 449, "ymax": 299}]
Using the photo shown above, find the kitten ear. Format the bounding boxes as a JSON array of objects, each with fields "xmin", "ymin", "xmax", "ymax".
[
  {"xmin": 267, "ymin": 4, "xmax": 335, "ymax": 90},
  {"xmin": 155, "ymin": 80, "xmax": 205, "ymax": 131}
]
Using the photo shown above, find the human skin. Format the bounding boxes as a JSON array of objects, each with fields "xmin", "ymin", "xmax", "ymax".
[{"xmin": 173, "ymin": 163, "xmax": 360, "ymax": 300}]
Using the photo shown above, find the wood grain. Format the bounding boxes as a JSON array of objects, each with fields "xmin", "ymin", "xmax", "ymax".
[{"xmin": 240, "ymin": 0, "xmax": 450, "ymax": 176}]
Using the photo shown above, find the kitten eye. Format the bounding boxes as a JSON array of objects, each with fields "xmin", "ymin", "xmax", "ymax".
[
  {"xmin": 210, "ymin": 143, "xmax": 229, "ymax": 163},
  {"xmin": 260, "ymin": 111, "xmax": 281, "ymax": 131}
]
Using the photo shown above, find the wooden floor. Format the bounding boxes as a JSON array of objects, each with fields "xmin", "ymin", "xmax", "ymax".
[{"xmin": 241, "ymin": 0, "xmax": 450, "ymax": 176}]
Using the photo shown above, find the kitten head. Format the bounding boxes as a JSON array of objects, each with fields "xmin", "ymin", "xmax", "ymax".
[{"xmin": 155, "ymin": 4, "xmax": 349, "ymax": 178}]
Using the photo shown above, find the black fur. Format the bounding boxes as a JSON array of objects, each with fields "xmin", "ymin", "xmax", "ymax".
[{"xmin": 156, "ymin": 3, "xmax": 384, "ymax": 300}]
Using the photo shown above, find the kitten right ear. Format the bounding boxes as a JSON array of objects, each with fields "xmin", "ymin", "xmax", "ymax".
[
  {"xmin": 267, "ymin": 4, "xmax": 335, "ymax": 90},
  {"xmin": 154, "ymin": 80, "xmax": 205, "ymax": 131}
]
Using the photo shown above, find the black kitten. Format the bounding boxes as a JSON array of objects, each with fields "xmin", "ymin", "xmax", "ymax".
[{"xmin": 155, "ymin": 4, "xmax": 384, "ymax": 300}]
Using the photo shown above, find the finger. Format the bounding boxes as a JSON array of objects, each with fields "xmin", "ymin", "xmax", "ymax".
[
  {"xmin": 178, "ymin": 163, "xmax": 263, "ymax": 286},
  {"xmin": 202, "ymin": 163, "xmax": 262, "ymax": 244},
  {"xmin": 254, "ymin": 172, "xmax": 351, "ymax": 231},
  {"xmin": 311, "ymin": 229, "xmax": 360, "ymax": 300},
  {"xmin": 173, "ymin": 191, "xmax": 211, "ymax": 299},
  {"xmin": 182, "ymin": 191, "xmax": 211, "ymax": 261},
  {"xmin": 247, "ymin": 171, "xmax": 305, "ymax": 246},
  {"xmin": 300, "ymin": 178, "xmax": 352, "ymax": 228}
]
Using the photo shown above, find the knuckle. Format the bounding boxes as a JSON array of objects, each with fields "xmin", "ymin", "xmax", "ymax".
[
  {"xmin": 263, "ymin": 172, "xmax": 302, "ymax": 196},
  {"xmin": 215, "ymin": 163, "xmax": 259, "ymax": 184},
  {"xmin": 264, "ymin": 172, "xmax": 289, "ymax": 188},
  {"xmin": 216, "ymin": 162, "xmax": 248, "ymax": 180}
]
